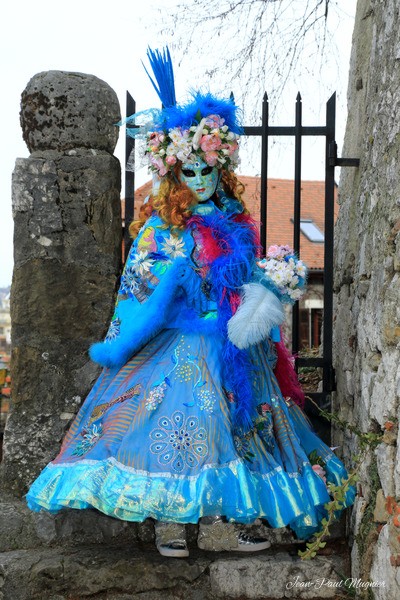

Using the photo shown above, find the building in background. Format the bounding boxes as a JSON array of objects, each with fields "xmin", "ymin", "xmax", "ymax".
[
  {"xmin": 0, "ymin": 288, "xmax": 11, "ymax": 458},
  {"xmin": 125, "ymin": 178, "xmax": 337, "ymax": 350},
  {"xmin": 0, "ymin": 289, "xmax": 11, "ymax": 352},
  {"xmin": 240, "ymin": 177, "xmax": 337, "ymax": 350}
]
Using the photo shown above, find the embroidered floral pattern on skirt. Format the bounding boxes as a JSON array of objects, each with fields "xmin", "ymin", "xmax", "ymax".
[{"xmin": 26, "ymin": 329, "xmax": 355, "ymax": 538}]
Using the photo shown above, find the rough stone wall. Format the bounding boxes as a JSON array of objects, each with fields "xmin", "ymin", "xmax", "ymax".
[
  {"xmin": 334, "ymin": 0, "xmax": 400, "ymax": 596},
  {"xmin": 1, "ymin": 71, "xmax": 122, "ymax": 496}
]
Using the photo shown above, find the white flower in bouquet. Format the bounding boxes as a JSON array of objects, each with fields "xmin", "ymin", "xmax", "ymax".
[{"xmin": 257, "ymin": 245, "xmax": 307, "ymax": 304}]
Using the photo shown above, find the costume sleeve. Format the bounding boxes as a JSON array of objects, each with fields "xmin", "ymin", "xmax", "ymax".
[{"xmin": 89, "ymin": 215, "xmax": 192, "ymax": 368}]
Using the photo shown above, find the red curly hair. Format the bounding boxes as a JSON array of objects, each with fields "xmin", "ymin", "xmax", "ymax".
[{"xmin": 129, "ymin": 164, "xmax": 248, "ymax": 238}]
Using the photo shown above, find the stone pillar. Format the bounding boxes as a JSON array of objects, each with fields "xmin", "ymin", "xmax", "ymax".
[
  {"xmin": 334, "ymin": 1, "xmax": 400, "ymax": 596},
  {"xmin": 2, "ymin": 71, "xmax": 122, "ymax": 496}
]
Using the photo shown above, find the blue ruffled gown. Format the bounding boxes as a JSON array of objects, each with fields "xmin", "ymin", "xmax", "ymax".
[{"xmin": 26, "ymin": 196, "xmax": 354, "ymax": 539}]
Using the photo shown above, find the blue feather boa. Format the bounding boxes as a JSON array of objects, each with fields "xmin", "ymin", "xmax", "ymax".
[{"xmin": 191, "ymin": 212, "xmax": 259, "ymax": 433}]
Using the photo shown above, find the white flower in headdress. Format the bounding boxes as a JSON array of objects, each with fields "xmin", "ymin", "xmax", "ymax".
[
  {"xmin": 192, "ymin": 117, "xmax": 207, "ymax": 150},
  {"xmin": 169, "ymin": 129, "xmax": 182, "ymax": 144},
  {"xmin": 176, "ymin": 147, "xmax": 192, "ymax": 162},
  {"xmin": 161, "ymin": 235, "xmax": 186, "ymax": 258},
  {"xmin": 166, "ymin": 144, "xmax": 176, "ymax": 156},
  {"xmin": 169, "ymin": 128, "xmax": 189, "ymax": 144}
]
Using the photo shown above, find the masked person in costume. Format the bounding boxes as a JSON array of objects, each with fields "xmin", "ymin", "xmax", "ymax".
[{"xmin": 27, "ymin": 48, "xmax": 355, "ymax": 557}]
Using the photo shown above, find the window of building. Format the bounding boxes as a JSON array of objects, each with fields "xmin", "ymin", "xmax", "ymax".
[
  {"xmin": 299, "ymin": 219, "xmax": 324, "ymax": 242},
  {"xmin": 300, "ymin": 300, "xmax": 324, "ymax": 349}
]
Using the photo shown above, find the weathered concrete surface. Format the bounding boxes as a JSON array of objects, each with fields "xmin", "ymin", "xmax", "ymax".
[
  {"xmin": 0, "ymin": 495, "xmax": 351, "ymax": 600},
  {"xmin": 334, "ymin": 0, "xmax": 400, "ymax": 596},
  {"xmin": 1, "ymin": 72, "xmax": 122, "ymax": 497},
  {"xmin": 0, "ymin": 546, "xmax": 210, "ymax": 600},
  {"xmin": 0, "ymin": 497, "xmax": 150, "ymax": 553},
  {"xmin": 0, "ymin": 545, "xmax": 350, "ymax": 600},
  {"xmin": 210, "ymin": 553, "xmax": 348, "ymax": 599},
  {"xmin": 20, "ymin": 71, "xmax": 120, "ymax": 154},
  {"xmin": 0, "ymin": 494, "xmax": 347, "ymax": 555}
]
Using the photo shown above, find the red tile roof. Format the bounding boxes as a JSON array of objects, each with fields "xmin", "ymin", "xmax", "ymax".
[
  {"xmin": 123, "ymin": 177, "xmax": 337, "ymax": 270},
  {"xmin": 239, "ymin": 177, "xmax": 338, "ymax": 269}
]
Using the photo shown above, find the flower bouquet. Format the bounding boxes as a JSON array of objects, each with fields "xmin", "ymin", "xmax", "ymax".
[
  {"xmin": 257, "ymin": 245, "xmax": 307, "ymax": 304},
  {"xmin": 228, "ymin": 245, "xmax": 307, "ymax": 349}
]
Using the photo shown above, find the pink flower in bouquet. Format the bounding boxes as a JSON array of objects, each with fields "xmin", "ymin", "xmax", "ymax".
[
  {"xmin": 267, "ymin": 244, "xmax": 293, "ymax": 260},
  {"xmin": 266, "ymin": 245, "xmax": 280, "ymax": 259},
  {"xmin": 204, "ymin": 151, "xmax": 219, "ymax": 166},
  {"xmin": 205, "ymin": 114, "xmax": 225, "ymax": 128},
  {"xmin": 312, "ymin": 464, "xmax": 327, "ymax": 484},
  {"xmin": 201, "ymin": 134, "xmax": 222, "ymax": 152},
  {"xmin": 165, "ymin": 155, "xmax": 177, "ymax": 166}
]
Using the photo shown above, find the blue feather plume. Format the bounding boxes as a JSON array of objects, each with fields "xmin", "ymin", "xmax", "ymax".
[
  {"xmin": 140, "ymin": 48, "xmax": 242, "ymax": 134},
  {"xmin": 160, "ymin": 91, "xmax": 243, "ymax": 133},
  {"xmin": 125, "ymin": 46, "xmax": 243, "ymax": 144},
  {"xmin": 142, "ymin": 47, "xmax": 176, "ymax": 108}
]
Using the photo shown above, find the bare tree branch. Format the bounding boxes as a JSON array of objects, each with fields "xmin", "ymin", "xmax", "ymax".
[{"xmin": 156, "ymin": 0, "xmax": 343, "ymax": 121}]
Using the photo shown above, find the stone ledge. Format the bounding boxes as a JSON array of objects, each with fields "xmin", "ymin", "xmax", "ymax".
[
  {"xmin": 0, "ymin": 497, "xmax": 346, "ymax": 553},
  {"xmin": 0, "ymin": 545, "xmax": 349, "ymax": 600}
]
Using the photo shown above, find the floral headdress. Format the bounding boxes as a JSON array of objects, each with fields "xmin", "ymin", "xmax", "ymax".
[{"xmin": 125, "ymin": 48, "xmax": 242, "ymax": 177}]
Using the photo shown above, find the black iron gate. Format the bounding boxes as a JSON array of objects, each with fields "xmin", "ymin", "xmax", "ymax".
[{"xmin": 123, "ymin": 91, "xmax": 359, "ymax": 426}]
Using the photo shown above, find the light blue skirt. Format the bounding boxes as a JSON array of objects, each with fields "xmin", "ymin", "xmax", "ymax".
[{"xmin": 26, "ymin": 329, "xmax": 354, "ymax": 539}]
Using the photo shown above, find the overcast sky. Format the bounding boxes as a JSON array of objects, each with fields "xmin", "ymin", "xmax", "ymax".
[{"xmin": 0, "ymin": 0, "xmax": 356, "ymax": 287}]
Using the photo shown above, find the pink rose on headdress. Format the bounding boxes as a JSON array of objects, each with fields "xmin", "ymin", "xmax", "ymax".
[
  {"xmin": 205, "ymin": 114, "xmax": 225, "ymax": 128},
  {"xmin": 222, "ymin": 141, "xmax": 239, "ymax": 156},
  {"xmin": 148, "ymin": 132, "xmax": 165, "ymax": 147},
  {"xmin": 200, "ymin": 134, "xmax": 222, "ymax": 152},
  {"xmin": 165, "ymin": 155, "xmax": 177, "ymax": 166},
  {"xmin": 228, "ymin": 140, "xmax": 238, "ymax": 155},
  {"xmin": 312, "ymin": 464, "xmax": 327, "ymax": 484},
  {"xmin": 150, "ymin": 155, "xmax": 167, "ymax": 176},
  {"xmin": 204, "ymin": 151, "xmax": 219, "ymax": 166}
]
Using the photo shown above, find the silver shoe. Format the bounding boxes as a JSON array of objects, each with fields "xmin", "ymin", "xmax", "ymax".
[
  {"xmin": 155, "ymin": 521, "xmax": 189, "ymax": 558},
  {"xmin": 198, "ymin": 517, "xmax": 271, "ymax": 552},
  {"xmin": 236, "ymin": 532, "xmax": 271, "ymax": 552},
  {"xmin": 156, "ymin": 539, "xmax": 190, "ymax": 558}
]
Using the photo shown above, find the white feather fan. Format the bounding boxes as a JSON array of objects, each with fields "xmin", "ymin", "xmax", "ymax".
[{"xmin": 227, "ymin": 283, "xmax": 284, "ymax": 349}]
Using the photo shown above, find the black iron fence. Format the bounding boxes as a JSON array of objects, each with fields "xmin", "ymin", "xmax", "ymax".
[{"xmin": 123, "ymin": 91, "xmax": 359, "ymax": 422}]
